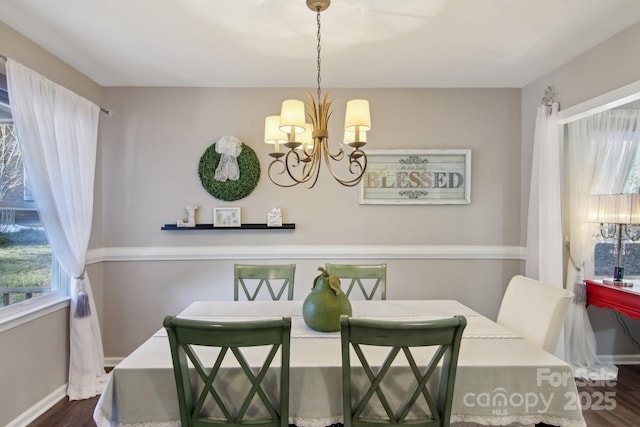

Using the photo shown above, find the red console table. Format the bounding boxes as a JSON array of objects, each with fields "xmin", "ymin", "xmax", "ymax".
[{"xmin": 585, "ymin": 279, "xmax": 640, "ymax": 319}]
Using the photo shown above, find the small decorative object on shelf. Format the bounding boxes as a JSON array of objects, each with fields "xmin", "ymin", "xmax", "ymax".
[
  {"xmin": 302, "ymin": 267, "xmax": 352, "ymax": 332},
  {"xmin": 213, "ymin": 207, "xmax": 241, "ymax": 227},
  {"xmin": 267, "ymin": 207, "xmax": 283, "ymax": 227},
  {"xmin": 177, "ymin": 205, "xmax": 199, "ymax": 228}
]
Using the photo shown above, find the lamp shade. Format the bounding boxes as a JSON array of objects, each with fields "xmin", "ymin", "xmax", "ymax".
[
  {"xmin": 279, "ymin": 100, "xmax": 306, "ymax": 134},
  {"xmin": 264, "ymin": 116, "xmax": 287, "ymax": 144},
  {"xmin": 588, "ymin": 194, "xmax": 640, "ymax": 224},
  {"xmin": 344, "ymin": 99, "xmax": 371, "ymax": 131}
]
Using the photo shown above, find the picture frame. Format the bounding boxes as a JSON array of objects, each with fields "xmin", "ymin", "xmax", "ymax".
[
  {"xmin": 359, "ymin": 149, "xmax": 471, "ymax": 205},
  {"xmin": 213, "ymin": 207, "xmax": 242, "ymax": 227}
]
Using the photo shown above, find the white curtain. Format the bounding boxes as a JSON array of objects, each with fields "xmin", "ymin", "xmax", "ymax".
[
  {"xmin": 6, "ymin": 59, "xmax": 107, "ymax": 399},
  {"xmin": 565, "ymin": 109, "xmax": 640, "ymax": 380},
  {"xmin": 526, "ymin": 103, "xmax": 563, "ymax": 286}
]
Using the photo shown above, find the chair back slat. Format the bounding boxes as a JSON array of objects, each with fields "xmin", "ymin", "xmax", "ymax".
[
  {"xmin": 340, "ymin": 315, "xmax": 466, "ymax": 427},
  {"xmin": 234, "ymin": 264, "xmax": 296, "ymax": 301},
  {"xmin": 325, "ymin": 263, "xmax": 386, "ymax": 300},
  {"xmin": 164, "ymin": 316, "xmax": 291, "ymax": 427}
]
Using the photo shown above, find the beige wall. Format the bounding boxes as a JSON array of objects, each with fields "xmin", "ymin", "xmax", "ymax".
[
  {"xmin": 0, "ymin": 309, "xmax": 69, "ymax": 426},
  {"xmin": 101, "ymin": 87, "xmax": 521, "ymax": 247}
]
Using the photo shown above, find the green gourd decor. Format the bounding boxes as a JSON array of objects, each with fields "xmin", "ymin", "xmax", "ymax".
[{"xmin": 303, "ymin": 267, "xmax": 352, "ymax": 332}]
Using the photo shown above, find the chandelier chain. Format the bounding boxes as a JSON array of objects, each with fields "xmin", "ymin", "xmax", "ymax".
[{"xmin": 316, "ymin": 7, "xmax": 322, "ymax": 102}]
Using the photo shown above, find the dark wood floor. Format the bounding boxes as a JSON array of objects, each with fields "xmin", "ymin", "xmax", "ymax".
[
  {"xmin": 27, "ymin": 365, "xmax": 640, "ymax": 427},
  {"xmin": 27, "ymin": 395, "xmax": 100, "ymax": 427},
  {"xmin": 573, "ymin": 364, "xmax": 640, "ymax": 426}
]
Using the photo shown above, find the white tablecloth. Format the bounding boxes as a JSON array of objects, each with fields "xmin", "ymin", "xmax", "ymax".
[{"xmin": 93, "ymin": 300, "xmax": 586, "ymax": 427}]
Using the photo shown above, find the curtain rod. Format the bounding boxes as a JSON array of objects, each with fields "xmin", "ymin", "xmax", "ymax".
[{"xmin": 0, "ymin": 53, "xmax": 112, "ymax": 116}]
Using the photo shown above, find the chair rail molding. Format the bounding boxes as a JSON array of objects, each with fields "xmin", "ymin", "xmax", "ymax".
[{"xmin": 86, "ymin": 245, "xmax": 526, "ymax": 263}]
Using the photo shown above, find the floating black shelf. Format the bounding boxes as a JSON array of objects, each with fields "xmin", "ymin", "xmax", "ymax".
[{"xmin": 161, "ymin": 223, "xmax": 295, "ymax": 231}]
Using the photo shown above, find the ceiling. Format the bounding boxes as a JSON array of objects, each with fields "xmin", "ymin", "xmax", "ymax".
[{"xmin": 2, "ymin": 0, "xmax": 640, "ymax": 88}]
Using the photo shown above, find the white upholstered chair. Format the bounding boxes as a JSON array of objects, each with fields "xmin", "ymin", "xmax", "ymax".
[{"xmin": 496, "ymin": 275, "xmax": 573, "ymax": 353}]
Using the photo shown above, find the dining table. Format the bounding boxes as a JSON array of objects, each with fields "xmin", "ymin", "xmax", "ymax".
[{"xmin": 93, "ymin": 300, "xmax": 586, "ymax": 427}]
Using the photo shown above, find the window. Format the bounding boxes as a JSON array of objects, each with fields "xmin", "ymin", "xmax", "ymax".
[
  {"xmin": 0, "ymin": 72, "xmax": 68, "ymax": 327},
  {"xmin": 593, "ymin": 140, "xmax": 640, "ymax": 278}
]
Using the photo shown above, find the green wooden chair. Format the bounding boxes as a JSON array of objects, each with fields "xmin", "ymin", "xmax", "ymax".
[
  {"xmin": 325, "ymin": 263, "xmax": 387, "ymax": 300},
  {"xmin": 340, "ymin": 315, "xmax": 467, "ymax": 427},
  {"xmin": 234, "ymin": 264, "xmax": 296, "ymax": 301},
  {"xmin": 163, "ymin": 315, "xmax": 291, "ymax": 427}
]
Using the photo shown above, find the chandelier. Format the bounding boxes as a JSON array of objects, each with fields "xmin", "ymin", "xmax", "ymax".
[{"xmin": 264, "ymin": 0, "xmax": 371, "ymax": 188}]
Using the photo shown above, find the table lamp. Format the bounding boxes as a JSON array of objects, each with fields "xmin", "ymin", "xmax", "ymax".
[{"xmin": 588, "ymin": 194, "xmax": 640, "ymax": 286}]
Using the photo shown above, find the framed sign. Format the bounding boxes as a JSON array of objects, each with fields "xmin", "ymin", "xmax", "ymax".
[{"xmin": 359, "ymin": 149, "xmax": 471, "ymax": 205}]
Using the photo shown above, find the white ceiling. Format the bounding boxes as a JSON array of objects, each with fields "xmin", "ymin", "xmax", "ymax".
[{"xmin": 2, "ymin": 0, "xmax": 640, "ymax": 88}]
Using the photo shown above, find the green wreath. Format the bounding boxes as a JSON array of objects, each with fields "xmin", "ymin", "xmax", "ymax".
[{"xmin": 198, "ymin": 141, "xmax": 261, "ymax": 201}]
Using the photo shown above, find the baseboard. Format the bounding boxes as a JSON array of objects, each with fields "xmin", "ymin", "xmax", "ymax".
[
  {"xmin": 104, "ymin": 357, "xmax": 124, "ymax": 367},
  {"xmin": 6, "ymin": 384, "xmax": 67, "ymax": 427},
  {"xmin": 598, "ymin": 353, "xmax": 640, "ymax": 365},
  {"xmin": 8, "ymin": 361, "xmax": 122, "ymax": 427}
]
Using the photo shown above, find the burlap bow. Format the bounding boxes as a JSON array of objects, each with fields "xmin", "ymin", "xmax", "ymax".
[{"xmin": 214, "ymin": 135, "xmax": 242, "ymax": 181}]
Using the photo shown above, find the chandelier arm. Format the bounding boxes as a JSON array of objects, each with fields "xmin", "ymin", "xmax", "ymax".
[
  {"xmin": 320, "ymin": 138, "xmax": 366, "ymax": 187},
  {"xmin": 324, "ymin": 140, "xmax": 345, "ymax": 161},
  {"xmin": 349, "ymin": 150, "xmax": 367, "ymax": 175},
  {"xmin": 284, "ymin": 147, "xmax": 322, "ymax": 186},
  {"xmin": 267, "ymin": 159, "xmax": 303, "ymax": 188},
  {"xmin": 268, "ymin": 149, "xmax": 307, "ymax": 187},
  {"xmin": 303, "ymin": 152, "xmax": 322, "ymax": 189},
  {"xmin": 283, "ymin": 149, "xmax": 310, "ymax": 184},
  {"xmin": 302, "ymin": 133, "xmax": 320, "ymax": 158},
  {"xmin": 300, "ymin": 151, "xmax": 318, "ymax": 181},
  {"xmin": 305, "ymin": 174, "xmax": 321, "ymax": 189}
]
